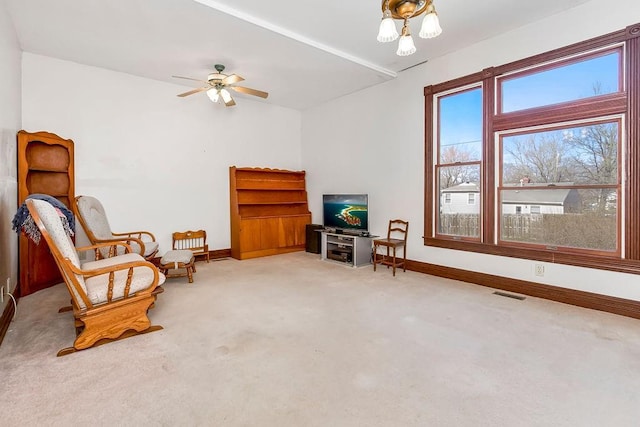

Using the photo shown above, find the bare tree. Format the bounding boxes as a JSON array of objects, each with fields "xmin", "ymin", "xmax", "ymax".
[
  {"xmin": 439, "ymin": 145, "xmax": 479, "ymax": 189},
  {"xmin": 503, "ymin": 133, "xmax": 573, "ymax": 184}
]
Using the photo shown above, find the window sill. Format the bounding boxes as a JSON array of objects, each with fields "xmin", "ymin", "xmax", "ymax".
[{"xmin": 423, "ymin": 237, "xmax": 640, "ymax": 275}]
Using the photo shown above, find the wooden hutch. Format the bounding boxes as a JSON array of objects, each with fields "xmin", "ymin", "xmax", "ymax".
[{"xmin": 229, "ymin": 166, "xmax": 311, "ymax": 260}]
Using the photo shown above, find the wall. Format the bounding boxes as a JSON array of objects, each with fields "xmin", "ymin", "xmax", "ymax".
[
  {"xmin": 21, "ymin": 53, "xmax": 302, "ymax": 254},
  {"xmin": 0, "ymin": 0, "xmax": 21, "ymax": 309},
  {"xmin": 301, "ymin": 0, "xmax": 640, "ymax": 301}
]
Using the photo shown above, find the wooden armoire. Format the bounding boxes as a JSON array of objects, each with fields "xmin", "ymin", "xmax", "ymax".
[
  {"xmin": 229, "ymin": 166, "xmax": 311, "ymax": 260},
  {"xmin": 17, "ymin": 131, "xmax": 75, "ymax": 296}
]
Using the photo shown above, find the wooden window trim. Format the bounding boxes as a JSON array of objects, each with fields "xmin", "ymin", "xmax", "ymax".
[{"xmin": 424, "ymin": 22, "xmax": 640, "ymax": 275}]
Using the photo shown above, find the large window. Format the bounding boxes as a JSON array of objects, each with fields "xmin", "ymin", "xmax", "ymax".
[{"xmin": 424, "ymin": 23, "xmax": 640, "ymax": 272}]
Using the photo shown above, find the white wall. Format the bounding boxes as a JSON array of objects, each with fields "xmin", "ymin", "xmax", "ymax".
[
  {"xmin": 22, "ymin": 53, "xmax": 302, "ymax": 254},
  {"xmin": 302, "ymin": 0, "xmax": 640, "ymax": 301},
  {"xmin": 0, "ymin": 0, "xmax": 21, "ymax": 307}
]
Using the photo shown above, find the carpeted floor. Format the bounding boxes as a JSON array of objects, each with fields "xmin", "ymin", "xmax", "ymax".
[{"xmin": 1, "ymin": 251, "xmax": 640, "ymax": 426}]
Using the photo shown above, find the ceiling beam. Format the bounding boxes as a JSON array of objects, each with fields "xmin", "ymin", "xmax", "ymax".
[{"xmin": 193, "ymin": 0, "xmax": 397, "ymax": 79}]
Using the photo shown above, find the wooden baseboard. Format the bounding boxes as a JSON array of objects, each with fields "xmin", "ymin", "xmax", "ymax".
[
  {"xmin": 0, "ymin": 292, "xmax": 18, "ymax": 348},
  {"xmin": 405, "ymin": 259, "xmax": 640, "ymax": 320}
]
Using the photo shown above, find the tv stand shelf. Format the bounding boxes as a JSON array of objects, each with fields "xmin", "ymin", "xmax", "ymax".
[{"xmin": 321, "ymin": 231, "xmax": 374, "ymax": 267}]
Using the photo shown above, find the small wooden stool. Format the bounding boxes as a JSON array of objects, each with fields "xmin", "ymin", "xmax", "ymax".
[{"xmin": 159, "ymin": 250, "xmax": 196, "ymax": 283}]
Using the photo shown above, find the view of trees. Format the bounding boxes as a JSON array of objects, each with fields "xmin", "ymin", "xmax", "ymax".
[{"xmin": 501, "ymin": 120, "xmax": 618, "ymax": 213}]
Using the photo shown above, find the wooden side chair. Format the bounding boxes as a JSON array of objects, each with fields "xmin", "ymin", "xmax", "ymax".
[
  {"xmin": 26, "ymin": 199, "xmax": 165, "ymax": 356},
  {"xmin": 172, "ymin": 230, "xmax": 209, "ymax": 263},
  {"xmin": 373, "ymin": 219, "xmax": 409, "ymax": 276},
  {"xmin": 74, "ymin": 195, "xmax": 159, "ymax": 260}
]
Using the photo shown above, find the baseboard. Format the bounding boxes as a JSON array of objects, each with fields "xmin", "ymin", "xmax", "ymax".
[
  {"xmin": 0, "ymin": 292, "xmax": 18, "ymax": 348},
  {"xmin": 405, "ymin": 259, "xmax": 640, "ymax": 320}
]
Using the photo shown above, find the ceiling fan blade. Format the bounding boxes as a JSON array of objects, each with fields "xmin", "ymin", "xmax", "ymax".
[
  {"xmin": 222, "ymin": 74, "xmax": 244, "ymax": 85},
  {"xmin": 230, "ymin": 86, "xmax": 269, "ymax": 99},
  {"xmin": 177, "ymin": 87, "xmax": 208, "ymax": 97},
  {"xmin": 224, "ymin": 95, "xmax": 236, "ymax": 107},
  {"xmin": 172, "ymin": 75, "xmax": 208, "ymax": 84}
]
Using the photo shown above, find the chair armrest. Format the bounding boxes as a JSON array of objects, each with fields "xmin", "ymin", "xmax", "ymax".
[
  {"xmin": 76, "ymin": 241, "xmax": 133, "ymax": 255},
  {"xmin": 67, "ymin": 258, "xmax": 160, "ymax": 299},
  {"xmin": 112, "ymin": 230, "xmax": 156, "ymax": 242},
  {"xmin": 90, "ymin": 236, "xmax": 147, "ymax": 258}
]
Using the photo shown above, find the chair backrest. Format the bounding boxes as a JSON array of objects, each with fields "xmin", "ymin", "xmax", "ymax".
[
  {"xmin": 26, "ymin": 199, "xmax": 91, "ymax": 309},
  {"xmin": 172, "ymin": 230, "xmax": 208, "ymax": 254},
  {"xmin": 75, "ymin": 195, "xmax": 114, "ymax": 241},
  {"xmin": 387, "ymin": 219, "xmax": 409, "ymax": 242}
]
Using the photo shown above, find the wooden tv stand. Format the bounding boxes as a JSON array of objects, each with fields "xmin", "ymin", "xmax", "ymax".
[{"xmin": 321, "ymin": 231, "xmax": 374, "ymax": 267}]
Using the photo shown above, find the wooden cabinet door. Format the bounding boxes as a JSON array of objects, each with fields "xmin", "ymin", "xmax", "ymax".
[
  {"xmin": 239, "ymin": 219, "xmax": 262, "ymax": 253},
  {"xmin": 279, "ymin": 216, "xmax": 310, "ymax": 248}
]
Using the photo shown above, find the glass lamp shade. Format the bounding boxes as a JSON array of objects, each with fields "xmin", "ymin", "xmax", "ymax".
[
  {"xmin": 377, "ymin": 10, "xmax": 399, "ymax": 42},
  {"xmin": 220, "ymin": 88, "xmax": 232, "ymax": 103},
  {"xmin": 396, "ymin": 34, "xmax": 416, "ymax": 56},
  {"xmin": 419, "ymin": 12, "xmax": 442, "ymax": 39},
  {"xmin": 206, "ymin": 88, "xmax": 220, "ymax": 102}
]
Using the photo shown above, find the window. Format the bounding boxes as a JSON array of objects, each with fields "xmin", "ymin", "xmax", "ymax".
[{"xmin": 424, "ymin": 23, "xmax": 640, "ymax": 273}]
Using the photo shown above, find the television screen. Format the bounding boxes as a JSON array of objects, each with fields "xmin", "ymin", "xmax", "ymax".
[{"xmin": 323, "ymin": 194, "xmax": 369, "ymax": 231}]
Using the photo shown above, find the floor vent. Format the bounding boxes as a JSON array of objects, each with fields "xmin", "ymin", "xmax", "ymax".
[{"xmin": 493, "ymin": 291, "xmax": 526, "ymax": 300}]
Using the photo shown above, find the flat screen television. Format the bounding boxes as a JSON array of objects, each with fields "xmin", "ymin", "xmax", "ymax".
[{"xmin": 322, "ymin": 194, "xmax": 369, "ymax": 233}]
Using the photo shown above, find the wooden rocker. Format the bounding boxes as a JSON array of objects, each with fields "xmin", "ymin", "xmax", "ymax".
[
  {"xmin": 74, "ymin": 195, "xmax": 159, "ymax": 260},
  {"xmin": 26, "ymin": 199, "xmax": 165, "ymax": 357}
]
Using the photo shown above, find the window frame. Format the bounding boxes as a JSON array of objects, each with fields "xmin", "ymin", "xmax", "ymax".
[{"xmin": 423, "ymin": 22, "xmax": 640, "ymax": 274}]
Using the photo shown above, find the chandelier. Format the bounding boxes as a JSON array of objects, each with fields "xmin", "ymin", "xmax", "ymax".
[{"xmin": 377, "ymin": 0, "xmax": 442, "ymax": 56}]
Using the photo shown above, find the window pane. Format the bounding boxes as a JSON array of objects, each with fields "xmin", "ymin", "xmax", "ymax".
[
  {"xmin": 500, "ymin": 51, "xmax": 620, "ymax": 113},
  {"xmin": 439, "ymin": 88, "xmax": 483, "ymax": 163},
  {"xmin": 501, "ymin": 122, "xmax": 619, "ymax": 186},
  {"xmin": 500, "ymin": 188, "xmax": 617, "ymax": 251},
  {"xmin": 438, "ymin": 165, "xmax": 480, "ymax": 238}
]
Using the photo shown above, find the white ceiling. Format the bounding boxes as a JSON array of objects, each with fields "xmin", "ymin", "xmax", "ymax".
[{"xmin": 6, "ymin": 0, "xmax": 593, "ymax": 110}]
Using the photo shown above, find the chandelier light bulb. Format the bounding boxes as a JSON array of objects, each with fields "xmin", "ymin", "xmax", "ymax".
[
  {"xmin": 220, "ymin": 88, "xmax": 232, "ymax": 103},
  {"xmin": 206, "ymin": 88, "xmax": 220, "ymax": 102},
  {"xmin": 419, "ymin": 6, "xmax": 442, "ymax": 39},
  {"xmin": 396, "ymin": 22, "xmax": 416, "ymax": 56},
  {"xmin": 377, "ymin": 9, "xmax": 399, "ymax": 42}
]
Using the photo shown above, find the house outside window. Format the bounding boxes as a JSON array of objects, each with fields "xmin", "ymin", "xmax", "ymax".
[{"xmin": 424, "ymin": 23, "xmax": 640, "ymax": 274}]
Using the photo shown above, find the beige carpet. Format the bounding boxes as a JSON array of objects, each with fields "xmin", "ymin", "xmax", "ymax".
[{"xmin": 1, "ymin": 252, "xmax": 640, "ymax": 426}]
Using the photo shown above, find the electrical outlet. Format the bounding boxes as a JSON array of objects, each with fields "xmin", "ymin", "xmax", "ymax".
[{"xmin": 534, "ymin": 264, "xmax": 545, "ymax": 277}]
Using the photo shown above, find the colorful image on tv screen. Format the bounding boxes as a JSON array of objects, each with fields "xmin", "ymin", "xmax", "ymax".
[{"xmin": 323, "ymin": 194, "xmax": 368, "ymax": 230}]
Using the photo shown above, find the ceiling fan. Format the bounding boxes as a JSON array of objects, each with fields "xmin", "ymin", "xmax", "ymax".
[{"xmin": 173, "ymin": 64, "xmax": 269, "ymax": 107}]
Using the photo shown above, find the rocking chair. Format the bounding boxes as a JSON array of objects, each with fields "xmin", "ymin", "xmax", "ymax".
[
  {"xmin": 26, "ymin": 199, "xmax": 165, "ymax": 356},
  {"xmin": 74, "ymin": 195, "xmax": 159, "ymax": 260}
]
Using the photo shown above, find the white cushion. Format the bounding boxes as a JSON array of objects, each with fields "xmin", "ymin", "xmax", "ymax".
[
  {"xmin": 160, "ymin": 250, "xmax": 194, "ymax": 265},
  {"xmin": 84, "ymin": 253, "xmax": 165, "ymax": 305},
  {"xmin": 30, "ymin": 200, "xmax": 87, "ymax": 306}
]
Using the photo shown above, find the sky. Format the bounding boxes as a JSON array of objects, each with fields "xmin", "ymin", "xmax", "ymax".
[{"xmin": 438, "ymin": 49, "xmax": 620, "ymax": 161}]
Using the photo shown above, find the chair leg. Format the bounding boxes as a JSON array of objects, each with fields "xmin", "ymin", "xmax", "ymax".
[
  {"xmin": 392, "ymin": 246, "xmax": 397, "ymax": 276},
  {"xmin": 187, "ymin": 266, "xmax": 194, "ymax": 283},
  {"xmin": 386, "ymin": 246, "xmax": 390, "ymax": 269},
  {"xmin": 403, "ymin": 246, "xmax": 407, "ymax": 272},
  {"xmin": 373, "ymin": 243, "xmax": 378, "ymax": 271}
]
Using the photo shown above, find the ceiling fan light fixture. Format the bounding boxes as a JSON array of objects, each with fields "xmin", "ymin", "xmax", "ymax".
[
  {"xmin": 419, "ymin": 5, "xmax": 442, "ymax": 39},
  {"xmin": 206, "ymin": 88, "xmax": 220, "ymax": 102},
  {"xmin": 220, "ymin": 88, "xmax": 232, "ymax": 104}
]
